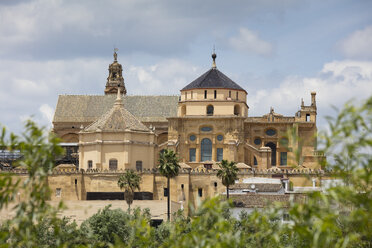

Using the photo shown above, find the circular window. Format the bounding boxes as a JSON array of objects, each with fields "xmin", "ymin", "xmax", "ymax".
[
  {"xmin": 190, "ymin": 135, "xmax": 196, "ymax": 141},
  {"xmin": 217, "ymin": 135, "xmax": 223, "ymax": 141},
  {"xmin": 201, "ymin": 126, "xmax": 213, "ymax": 132},
  {"xmin": 266, "ymin": 129, "xmax": 276, "ymax": 136},
  {"xmin": 254, "ymin": 138, "xmax": 261, "ymax": 145}
]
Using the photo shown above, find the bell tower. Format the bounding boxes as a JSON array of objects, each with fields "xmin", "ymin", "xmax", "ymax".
[{"xmin": 104, "ymin": 49, "xmax": 127, "ymax": 95}]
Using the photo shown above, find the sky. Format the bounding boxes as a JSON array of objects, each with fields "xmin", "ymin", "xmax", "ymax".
[{"xmin": 0, "ymin": 0, "xmax": 372, "ymax": 134}]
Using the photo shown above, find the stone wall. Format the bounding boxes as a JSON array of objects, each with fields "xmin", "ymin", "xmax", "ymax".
[{"xmin": 2, "ymin": 167, "xmax": 328, "ymax": 215}]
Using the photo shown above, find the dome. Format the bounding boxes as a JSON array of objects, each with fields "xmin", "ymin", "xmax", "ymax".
[{"xmin": 181, "ymin": 53, "xmax": 245, "ymax": 92}]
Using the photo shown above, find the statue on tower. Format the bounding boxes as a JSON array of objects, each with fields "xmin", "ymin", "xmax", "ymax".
[{"xmin": 104, "ymin": 48, "xmax": 127, "ymax": 95}]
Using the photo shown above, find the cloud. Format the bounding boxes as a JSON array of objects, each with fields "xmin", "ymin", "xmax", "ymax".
[
  {"xmin": 338, "ymin": 25, "xmax": 372, "ymax": 59},
  {"xmin": 0, "ymin": 56, "xmax": 202, "ymax": 133},
  {"xmin": 229, "ymin": 28, "xmax": 273, "ymax": 56},
  {"xmin": 247, "ymin": 60, "xmax": 372, "ymax": 128},
  {"xmin": 0, "ymin": 0, "xmax": 296, "ymax": 59},
  {"xmin": 127, "ymin": 59, "xmax": 202, "ymax": 95},
  {"xmin": 39, "ymin": 104, "xmax": 54, "ymax": 125}
]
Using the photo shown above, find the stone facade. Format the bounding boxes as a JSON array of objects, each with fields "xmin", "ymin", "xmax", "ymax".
[
  {"xmin": 2, "ymin": 167, "xmax": 327, "ymax": 215},
  {"xmin": 47, "ymin": 52, "xmax": 326, "ymax": 210}
]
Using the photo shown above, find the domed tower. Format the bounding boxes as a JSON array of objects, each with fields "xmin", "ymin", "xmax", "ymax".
[
  {"xmin": 167, "ymin": 53, "xmax": 248, "ymax": 166},
  {"xmin": 104, "ymin": 49, "xmax": 127, "ymax": 95},
  {"xmin": 178, "ymin": 52, "xmax": 248, "ymax": 117}
]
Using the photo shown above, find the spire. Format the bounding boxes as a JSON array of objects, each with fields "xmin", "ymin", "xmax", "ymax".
[
  {"xmin": 114, "ymin": 86, "xmax": 123, "ymax": 106},
  {"xmin": 212, "ymin": 49, "xmax": 217, "ymax": 69}
]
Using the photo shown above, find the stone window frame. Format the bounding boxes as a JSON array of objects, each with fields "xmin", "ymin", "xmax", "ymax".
[
  {"xmin": 189, "ymin": 148, "xmax": 196, "ymax": 162},
  {"xmin": 109, "ymin": 159, "xmax": 118, "ymax": 171},
  {"xmin": 265, "ymin": 128, "xmax": 277, "ymax": 136},
  {"xmin": 88, "ymin": 160, "xmax": 93, "ymax": 169},
  {"xmin": 206, "ymin": 105, "xmax": 214, "ymax": 115},
  {"xmin": 216, "ymin": 148, "xmax": 223, "ymax": 162},
  {"xmin": 216, "ymin": 134, "xmax": 224, "ymax": 142},
  {"xmin": 56, "ymin": 188, "xmax": 62, "ymax": 197},
  {"xmin": 136, "ymin": 160, "xmax": 143, "ymax": 171},
  {"xmin": 253, "ymin": 137, "xmax": 262, "ymax": 146},
  {"xmin": 201, "ymin": 138, "xmax": 212, "ymax": 162}
]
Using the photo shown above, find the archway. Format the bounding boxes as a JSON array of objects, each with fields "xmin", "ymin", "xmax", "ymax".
[
  {"xmin": 254, "ymin": 156, "xmax": 258, "ymax": 166},
  {"xmin": 265, "ymin": 142, "xmax": 277, "ymax": 166},
  {"xmin": 234, "ymin": 105, "xmax": 240, "ymax": 116},
  {"xmin": 201, "ymin": 138, "xmax": 212, "ymax": 161},
  {"xmin": 206, "ymin": 105, "xmax": 214, "ymax": 115}
]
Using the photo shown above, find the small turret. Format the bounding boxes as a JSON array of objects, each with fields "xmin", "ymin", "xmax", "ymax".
[
  {"xmin": 311, "ymin": 92, "xmax": 316, "ymax": 106},
  {"xmin": 296, "ymin": 92, "xmax": 317, "ymax": 123}
]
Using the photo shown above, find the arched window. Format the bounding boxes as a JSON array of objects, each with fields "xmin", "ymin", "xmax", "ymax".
[
  {"xmin": 201, "ymin": 138, "xmax": 212, "ymax": 161},
  {"xmin": 254, "ymin": 156, "xmax": 258, "ymax": 166},
  {"xmin": 234, "ymin": 105, "xmax": 240, "ymax": 116},
  {"xmin": 265, "ymin": 142, "xmax": 277, "ymax": 166},
  {"xmin": 109, "ymin": 159, "xmax": 118, "ymax": 170},
  {"xmin": 207, "ymin": 105, "xmax": 214, "ymax": 115}
]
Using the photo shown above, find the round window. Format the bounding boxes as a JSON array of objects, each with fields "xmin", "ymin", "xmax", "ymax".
[
  {"xmin": 217, "ymin": 135, "xmax": 223, "ymax": 141},
  {"xmin": 190, "ymin": 135, "xmax": 196, "ymax": 141},
  {"xmin": 254, "ymin": 138, "xmax": 261, "ymax": 145},
  {"xmin": 266, "ymin": 129, "xmax": 276, "ymax": 136},
  {"xmin": 201, "ymin": 126, "xmax": 213, "ymax": 132}
]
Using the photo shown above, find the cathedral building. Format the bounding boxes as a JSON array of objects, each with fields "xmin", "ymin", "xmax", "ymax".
[{"xmin": 53, "ymin": 51, "xmax": 320, "ymax": 171}]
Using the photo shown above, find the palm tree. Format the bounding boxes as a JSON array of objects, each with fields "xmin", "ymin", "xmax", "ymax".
[
  {"xmin": 157, "ymin": 149, "xmax": 180, "ymax": 221},
  {"xmin": 117, "ymin": 170, "xmax": 141, "ymax": 214},
  {"xmin": 217, "ymin": 159, "xmax": 238, "ymax": 199}
]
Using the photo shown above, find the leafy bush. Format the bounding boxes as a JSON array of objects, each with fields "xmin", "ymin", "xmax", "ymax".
[{"xmin": 0, "ymin": 95, "xmax": 372, "ymax": 247}]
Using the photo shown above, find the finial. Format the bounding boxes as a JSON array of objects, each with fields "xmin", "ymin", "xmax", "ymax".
[
  {"xmin": 212, "ymin": 45, "xmax": 217, "ymax": 69},
  {"xmin": 114, "ymin": 86, "xmax": 123, "ymax": 106},
  {"xmin": 113, "ymin": 48, "xmax": 118, "ymax": 61}
]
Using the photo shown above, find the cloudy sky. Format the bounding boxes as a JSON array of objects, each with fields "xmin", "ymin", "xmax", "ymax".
[{"xmin": 0, "ymin": 0, "xmax": 372, "ymax": 134}]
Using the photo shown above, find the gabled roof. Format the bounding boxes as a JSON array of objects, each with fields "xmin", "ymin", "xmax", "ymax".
[
  {"xmin": 83, "ymin": 96, "xmax": 150, "ymax": 132},
  {"xmin": 53, "ymin": 95, "xmax": 179, "ymax": 123},
  {"xmin": 181, "ymin": 68, "xmax": 245, "ymax": 92}
]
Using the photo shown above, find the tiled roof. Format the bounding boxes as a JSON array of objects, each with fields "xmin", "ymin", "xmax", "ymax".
[
  {"xmin": 181, "ymin": 68, "xmax": 245, "ymax": 91},
  {"xmin": 83, "ymin": 98, "xmax": 150, "ymax": 132},
  {"xmin": 53, "ymin": 95, "xmax": 179, "ymax": 123},
  {"xmin": 236, "ymin": 162, "xmax": 251, "ymax": 169}
]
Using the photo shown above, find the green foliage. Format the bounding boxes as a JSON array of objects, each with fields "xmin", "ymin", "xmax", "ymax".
[
  {"xmin": 118, "ymin": 170, "xmax": 141, "ymax": 211},
  {"xmin": 1, "ymin": 94, "xmax": 372, "ymax": 247},
  {"xmin": 157, "ymin": 149, "xmax": 180, "ymax": 179},
  {"xmin": 217, "ymin": 160, "xmax": 238, "ymax": 199},
  {"xmin": 157, "ymin": 149, "xmax": 180, "ymax": 221},
  {"xmin": 0, "ymin": 120, "xmax": 67, "ymax": 247},
  {"xmin": 282, "ymin": 95, "xmax": 372, "ymax": 248},
  {"xmin": 82, "ymin": 205, "xmax": 154, "ymax": 248},
  {"xmin": 33, "ymin": 217, "xmax": 90, "ymax": 247}
]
